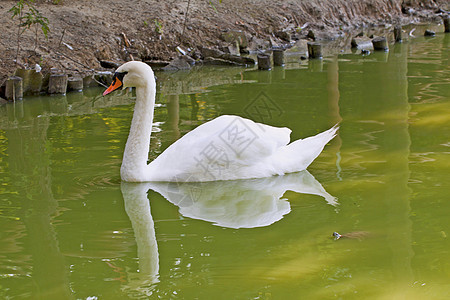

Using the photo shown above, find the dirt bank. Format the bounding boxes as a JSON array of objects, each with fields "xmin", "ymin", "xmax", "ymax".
[{"xmin": 0, "ymin": 0, "xmax": 448, "ymax": 87}]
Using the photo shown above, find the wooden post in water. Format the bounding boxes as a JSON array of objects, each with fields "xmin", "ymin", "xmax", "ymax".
[
  {"xmin": 257, "ymin": 54, "xmax": 271, "ymax": 70},
  {"xmin": 372, "ymin": 37, "xmax": 388, "ymax": 51},
  {"xmin": 394, "ymin": 26, "xmax": 402, "ymax": 43},
  {"xmin": 14, "ymin": 69, "xmax": 30, "ymax": 94},
  {"xmin": 307, "ymin": 42, "xmax": 323, "ymax": 59},
  {"xmin": 443, "ymin": 15, "xmax": 449, "ymax": 33},
  {"xmin": 272, "ymin": 49, "xmax": 285, "ymax": 66},
  {"xmin": 67, "ymin": 77, "xmax": 84, "ymax": 92},
  {"xmin": 48, "ymin": 74, "xmax": 68, "ymax": 95},
  {"xmin": 5, "ymin": 76, "xmax": 23, "ymax": 101},
  {"xmin": 29, "ymin": 71, "xmax": 43, "ymax": 95},
  {"xmin": 14, "ymin": 69, "xmax": 43, "ymax": 95}
]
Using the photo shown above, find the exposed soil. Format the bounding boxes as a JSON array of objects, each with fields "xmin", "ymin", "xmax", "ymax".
[{"xmin": 0, "ymin": 0, "xmax": 448, "ymax": 87}]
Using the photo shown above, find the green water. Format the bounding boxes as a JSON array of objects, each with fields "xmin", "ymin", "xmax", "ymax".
[{"xmin": 1, "ymin": 33, "xmax": 449, "ymax": 299}]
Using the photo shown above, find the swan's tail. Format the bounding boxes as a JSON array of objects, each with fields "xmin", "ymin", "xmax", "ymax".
[{"xmin": 272, "ymin": 124, "xmax": 339, "ymax": 174}]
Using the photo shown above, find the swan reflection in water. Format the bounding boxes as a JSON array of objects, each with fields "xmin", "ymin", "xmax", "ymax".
[{"xmin": 120, "ymin": 170, "xmax": 336, "ymax": 296}]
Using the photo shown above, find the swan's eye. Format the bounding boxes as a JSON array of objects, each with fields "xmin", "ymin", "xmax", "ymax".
[
  {"xmin": 115, "ymin": 71, "xmax": 128, "ymax": 82},
  {"xmin": 103, "ymin": 71, "xmax": 128, "ymax": 96}
]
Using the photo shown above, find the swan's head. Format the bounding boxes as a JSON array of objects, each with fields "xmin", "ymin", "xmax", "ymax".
[{"xmin": 103, "ymin": 61, "xmax": 155, "ymax": 96}]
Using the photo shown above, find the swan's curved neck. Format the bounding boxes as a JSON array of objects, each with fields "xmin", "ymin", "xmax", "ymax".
[{"xmin": 121, "ymin": 82, "xmax": 156, "ymax": 181}]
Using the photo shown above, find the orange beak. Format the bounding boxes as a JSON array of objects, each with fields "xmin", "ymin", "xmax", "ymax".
[{"xmin": 103, "ymin": 75, "xmax": 124, "ymax": 96}]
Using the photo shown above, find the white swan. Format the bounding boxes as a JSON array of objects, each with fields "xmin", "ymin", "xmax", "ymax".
[{"xmin": 103, "ymin": 61, "xmax": 338, "ymax": 182}]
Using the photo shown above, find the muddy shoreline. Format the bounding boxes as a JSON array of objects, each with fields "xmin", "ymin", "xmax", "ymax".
[{"xmin": 0, "ymin": 0, "xmax": 448, "ymax": 100}]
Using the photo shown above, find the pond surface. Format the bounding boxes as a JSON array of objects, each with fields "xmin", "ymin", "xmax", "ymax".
[{"xmin": 0, "ymin": 32, "xmax": 449, "ymax": 299}]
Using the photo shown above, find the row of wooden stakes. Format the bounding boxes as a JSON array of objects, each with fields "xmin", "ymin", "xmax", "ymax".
[
  {"xmin": 3, "ymin": 70, "xmax": 112, "ymax": 101},
  {"xmin": 256, "ymin": 17, "xmax": 450, "ymax": 71}
]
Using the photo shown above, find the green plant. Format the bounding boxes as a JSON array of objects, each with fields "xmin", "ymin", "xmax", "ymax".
[
  {"xmin": 9, "ymin": 0, "xmax": 50, "ymax": 63},
  {"xmin": 154, "ymin": 19, "xmax": 163, "ymax": 35},
  {"xmin": 208, "ymin": 0, "xmax": 222, "ymax": 13},
  {"xmin": 9, "ymin": 0, "xmax": 26, "ymax": 63},
  {"xmin": 21, "ymin": 5, "xmax": 50, "ymax": 51}
]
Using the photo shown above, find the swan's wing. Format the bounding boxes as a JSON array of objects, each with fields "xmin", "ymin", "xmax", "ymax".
[
  {"xmin": 178, "ymin": 115, "xmax": 290, "ymax": 155},
  {"xmin": 148, "ymin": 115, "xmax": 291, "ymax": 181}
]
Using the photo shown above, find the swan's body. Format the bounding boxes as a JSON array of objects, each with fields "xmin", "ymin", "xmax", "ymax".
[{"xmin": 103, "ymin": 61, "xmax": 338, "ymax": 182}]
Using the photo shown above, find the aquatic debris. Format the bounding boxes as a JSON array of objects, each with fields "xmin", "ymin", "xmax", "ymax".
[
  {"xmin": 333, "ymin": 232, "xmax": 342, "ymax": 240},
  {"xmin": 333, "ymin": 231, "xmax": 370, "ymax": 240},
  {"xmin": 424, "ymin": 29, "xmax": 436, "ymax": 37}
]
